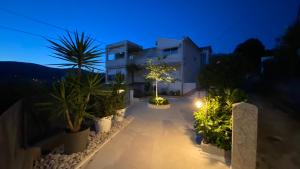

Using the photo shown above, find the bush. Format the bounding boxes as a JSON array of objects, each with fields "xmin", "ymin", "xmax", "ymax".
[
  {"xmin": 198, "ymin": 55, "xmax": 243, "ymax": 89},
  {"xmin": 193, "ymin": 88, "xmax": 247, "ymax": 151},
  {"xmin": 0, "ymin": 80, "xmax": 50, "ymax": 114},
  {"xmin": 90, "ymin": 95, "xmax": 116, "ymax": 118},
  {"xmin": 114, "ymin": 92, "xmax": 126, "ymax": 110},
  {"xmin": 148, "ymin": 96, "xmax": 169, "ymax": 105}
]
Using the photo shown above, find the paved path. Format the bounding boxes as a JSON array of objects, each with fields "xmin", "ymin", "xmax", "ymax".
[{"xmin": 85, "ymin": 98, "xmax": 229, "ymax": 169}]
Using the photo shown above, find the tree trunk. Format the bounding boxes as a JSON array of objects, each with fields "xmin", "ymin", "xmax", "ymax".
[{"xmin": 65, "ymin": 109, "xmax": 75, "ymax": 132}]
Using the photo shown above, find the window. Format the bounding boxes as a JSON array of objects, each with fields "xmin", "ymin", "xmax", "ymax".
[
  {"xmin": 108, "ymin": 54, "xmax": 115, "ymax": 61},
  {"xmin": 200, "ymin": 53, "xmax": 207, "ymax": 65},
  {"xmin": 107, "ymin": 73, "xmax": 125, "ymax": 82},
  {"xmin": 163, "ymin": 47, "xmax": 178, "ymax": 56},
  {"xmin": 115, "ymin": 52, "xmax": 125, "ymax": 59},
  {"xmin": 107, "ymin": 52, "xmax": 125, "ymax": 61}
]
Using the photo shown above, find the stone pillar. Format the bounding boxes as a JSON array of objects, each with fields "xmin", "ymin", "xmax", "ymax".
[
  {"xmin": 232, "ymin": 102, "xmax": 258, "ymax": 169},
  {"xmin": 129, "ymin": 90, "xmax": 134, "ymax": 104}
]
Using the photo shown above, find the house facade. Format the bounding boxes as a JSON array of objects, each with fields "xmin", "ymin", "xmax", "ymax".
[{"xmin": 105, "ymin": 37, "xmax": 211, "ymax": 95}]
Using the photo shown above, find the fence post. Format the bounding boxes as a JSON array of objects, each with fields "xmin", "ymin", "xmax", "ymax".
[{"xmin": 231, "ymin": 102, "xmax": 258, "ymax": 169}]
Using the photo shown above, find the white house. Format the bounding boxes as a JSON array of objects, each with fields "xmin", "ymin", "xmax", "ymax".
[{"xmin": 105, "ymin": 37, "xmax": 211, "ymax": 95}]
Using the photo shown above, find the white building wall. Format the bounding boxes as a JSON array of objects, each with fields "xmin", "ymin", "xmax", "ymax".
[
  {"xmin": 156, "ymin": 38, "xmax": 181, "ymax": 49},
  {"xmin": 157, "ymin": 65, "xmax": 182, "ymax": 92},
  {"xmin": 183, "ymin": 83, "xmax": 196, "ymax": 94}
]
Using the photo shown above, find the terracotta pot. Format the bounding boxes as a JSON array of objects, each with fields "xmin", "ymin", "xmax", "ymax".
[
  {"xmin": 114, "ymin": 108, "xmax": 126, "ymax": 122},
  {"xmin": 64, "ymin": 128, "xmax": 90, "ymax": 154}
]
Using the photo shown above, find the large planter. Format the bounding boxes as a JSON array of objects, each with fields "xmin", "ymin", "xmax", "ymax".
[
  {"xmin": 114, "ymin": 108, "xmax": 126, "ymax": 122},
  {"xmin": 147, "ymin": 103, "xmax": 170, "ymax": 109},
  {"xmin": 64, "ymin": 128, "xmax": 90, "ymax": 154},
  {"xmin": 200, "ymin": 142, "xmax": 231, "ymax": 163},
  {"xmin": 95, "ymin": 115, "xmax": 113, "ymax": 133}
]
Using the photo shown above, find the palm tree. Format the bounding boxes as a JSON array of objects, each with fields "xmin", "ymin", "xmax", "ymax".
[
  {"xmin": 126, "ymin": 63, "xmax": 140, "ymax": 85},
  {"xmin": 48, "ymin": 31, "xmax": 103, "ymax": 80}
]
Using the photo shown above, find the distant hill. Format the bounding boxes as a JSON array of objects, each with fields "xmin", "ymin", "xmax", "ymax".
[
  {"xmin": 0, "ymin": 61, "xmax": 67, "ymax": 82},
  {"xmin": 0, "ymin": 61, "xmax": 105, "ymax": 114}
]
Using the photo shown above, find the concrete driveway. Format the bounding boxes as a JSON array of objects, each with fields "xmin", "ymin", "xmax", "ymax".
[{"xmin": 85, "ymin": 97, "xmax": 229, "ymax": 169}]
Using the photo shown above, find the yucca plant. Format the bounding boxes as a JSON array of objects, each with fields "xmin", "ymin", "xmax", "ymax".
[
  {"xmin": 45, "ymin": 31, "xmax": 104, "ymax": 132},
  {"xmin": 48, "ymin": 31, "xmax": 103, "ymax": 79},
  {"xmin": 47, "ymin": 73, "xmax": 103, "ymax": 132}
]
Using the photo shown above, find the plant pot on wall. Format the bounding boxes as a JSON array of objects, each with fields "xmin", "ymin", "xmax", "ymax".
[
  {"xmin": 114, "ymin": 108, "xmax": 126, "ymax": 122},
  {"xmin": 95, "ymin": 115, "xmax": 113, "ymax": 133},
  {"xmin": 64, "ymin": 128, "xmax": 90, "ymax": 154}
]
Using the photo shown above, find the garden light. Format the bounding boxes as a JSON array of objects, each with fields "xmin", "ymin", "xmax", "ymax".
[
  {"xmin": 117, "ymin": 89, "xmax": 125, "ymax": 94},
  {"xmin": 195, "ymin": 99, "xmax": 203, "ymax": 109}
]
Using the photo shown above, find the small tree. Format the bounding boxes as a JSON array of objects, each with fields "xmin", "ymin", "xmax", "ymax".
[{"xmin": 145, "ymin": 57, "xmax": 176, "ymax": 98}]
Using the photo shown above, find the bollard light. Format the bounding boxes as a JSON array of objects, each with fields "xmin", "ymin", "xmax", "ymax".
[
  {"xmin": 195, "ymin": 99, "xmax": 203, "ymax": 109},
  {"xmin": 117, "ymin": 89, "xmax": 125, "ymax": 94}
]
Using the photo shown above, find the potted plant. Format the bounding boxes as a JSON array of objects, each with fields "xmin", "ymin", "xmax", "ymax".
[
  {"xmin": 92, "ymin": 93, "xmax": 116, "ymax": 133},
  {"xmin": 112, "ymin": 73, "xmax": 127, "ymax": 122},
  {"xmin": 44, "ymin": 31, "xmax": 103, "ymax": 154},
  {"xmin": 145, "ymin": 56, "xmax": 176, "ymax": 109},
  {"xmin": 193, "ymin": 88, "xmax": 247, "ymax": 162}
]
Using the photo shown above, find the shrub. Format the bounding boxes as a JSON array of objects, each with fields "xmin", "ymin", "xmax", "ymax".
[
  {"xmin": 148, "ymin": 96, "xmax": 169, "ymax": 105},
  {"xmin": 193, "ymin": 88, "xmax": 247, "ymax": 151},
  {"xmin": 114, "ymin": 92, "xmax": 126, "ymax": 110},
  {"xmin": 198, "ymin": 55, "xmax": 243, "ymax": 89},
  {"xmin": 91, "ymin": 94, "xmax": 116, "ymax": 118},
  {"xmin": 111, "ymin": 72, "xmax": 126, "ymax": 110}
]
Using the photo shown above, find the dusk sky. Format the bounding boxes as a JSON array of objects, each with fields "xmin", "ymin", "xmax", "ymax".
[{"xmin": 0, "ymin": 0, "xmax": 299, "ymax": 67}]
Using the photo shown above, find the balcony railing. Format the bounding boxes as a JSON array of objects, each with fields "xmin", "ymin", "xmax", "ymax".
[{"xmin": 106, "ymin": 58, "xmax": 127, "ymax": 68}]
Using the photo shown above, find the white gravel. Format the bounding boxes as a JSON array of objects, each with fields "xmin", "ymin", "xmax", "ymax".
[{"xmin": 33, "ymin": 119, "xmax": 131, "ymax": 169}]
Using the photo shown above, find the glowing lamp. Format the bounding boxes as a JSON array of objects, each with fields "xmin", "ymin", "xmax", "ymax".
[
  {"xmin": 195, "ymin": 100, "xmax": 203, "ymax": 109},
  {"xmin": 117, "ymin": 89, "xmax": 125, "ymax": 94}
]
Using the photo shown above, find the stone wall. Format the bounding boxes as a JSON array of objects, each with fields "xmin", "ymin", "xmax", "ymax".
[{"xmin": 232, "ymin": 102, "xmax": 258, "ymax": 169}]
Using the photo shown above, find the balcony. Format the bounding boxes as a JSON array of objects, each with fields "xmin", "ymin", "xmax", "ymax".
[
  {"xmin": 106, "ymin": 58, "xmax": 127, "ymax": 68},
  {"xmin": 133, "ymin": 54, "xmax": 182, "ymax": 66}
]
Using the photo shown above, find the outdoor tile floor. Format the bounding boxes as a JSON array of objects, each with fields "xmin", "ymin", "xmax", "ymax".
[{"xmin": 84, "ymin": 98, "xmax": 229, "ymax": 169}]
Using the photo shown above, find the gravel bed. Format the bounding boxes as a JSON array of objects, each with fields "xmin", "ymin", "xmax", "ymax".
[{"xmin": 33, "ymin": 119, "xmax": 131, "ymax": 169}]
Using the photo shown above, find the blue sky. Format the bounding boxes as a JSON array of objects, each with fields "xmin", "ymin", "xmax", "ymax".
[{"xmin": 0, "ymin": 0, "xmax": 299, "ymax": 67}]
